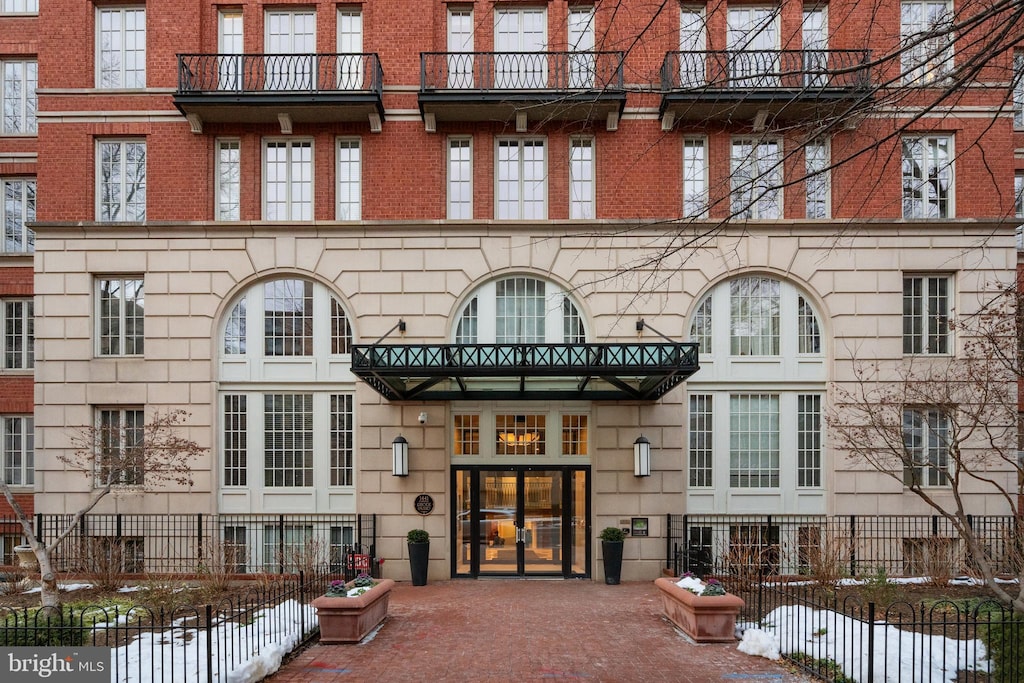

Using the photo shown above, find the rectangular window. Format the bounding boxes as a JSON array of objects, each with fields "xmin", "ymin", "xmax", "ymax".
[
  {"xmin": 569, "ymin": 137, "xmax": 594, "ymax": 219},
  {"xmin": 2, "ymin": 60, "xmax": 37, "ymax": 134},
  {"xmin": 265, "ymin": 10, "xmax": 315, "ymax": 91},
  {"xmin": 3, "ymin": 299, "xmax": 32, "ymax": 369},
  {"xmin": 682, "ymin": 137, "xmax": 708, "ymax": 218},
  {"xmin": 97, "ymin": 140, "xmax": 146, "ymax": 222},
  {"xmin": 264, "ymin": 394, "xmax": 313, "ymax": 487},
  {"xmin": 496, "ymin": 277, "xmax": 545, "ymax": 343},
  {"xmin": 903, "ymin": 274, "xmax": 950, "ymax": 354},
  {"xmin": 454, "ymin": 414, "xmax": 480, "ymax": 455},
  {"xmin": 903, "ymin": 407, "xmax": 950, "ymax": 487},
  {"xmin": 87, "ymin": 536, "xmax": 143, "ymax": 573},
  {"xmin": 802, "ymin": 7, "xmax": 828, "ymax": 87},
  {"xmin": 679, "ymin": 7, "xmax": 706, "ymax": 87},
  {"xmin": 797, "ymin": 296, "xmax": 821, "ymax": 354},
  {"xmin": 1, "ymin": 0, "xmax": 38, "ymax": 13},
  {"xmin": 447, "ymin": 8, "xmax": 474, "ymax": 88},
  {"xmin": 561, "ymin": 414, "xmax": 588, "ymax": 456},
  {"xmin": 336, "ymin": 9, "xmax": 364, "ymax": 89},
  {"xmin": 223, "ymin": 394, "xmax": 247, "ymax": 487},
  {"xmin": 336, "ymin": 139, "xmax": 361, "ymax": 220},
  {"xmin": 97, "ymin": 277, "xmax": 144, "ymax": 356},
  {"xmin": 448, "ymin": 137, "xmax": 472, "ymax": 219},
  {"xmin": 496, "ymin": 414, "xmax": 545, "ymax": 456},
  {"xmin": 496, "ymin": 139, "xmax": 546, "ymax": 220},
  {"xmin": 1015, "ymin": 172, "xmax": 1023, "ymax": 250},
  {"xmin": 222, "ymin": 525, "xmax": 247, "ymax": 573},
  {"xmin": 689, "ymin": 394, "xmax": 712, "ymax": 487},
  {"xmin": 731, "ymin": 138, "xmax": 782, "ymax": 219},
  {"xmin": 568, "ymin": 7, "xmax": 595, "ymax": 88},
  {"xmin": 264, "ymin": 279, "xmax": 313, "ymax": 356},
  {"xmin": 1, "ymin": 177, "xmax": 34, "ymax": 253},
  {"xmin": 902, "ymin": 135, "xmax": 953, "ymax": 218},
  {"xmin": 730, "ymin": 276, "xmax": 780, "ymax": 356},
  {"xmin": 900, "ymin": 1, "xmax": 953, "ymax": 85},
  {"xmin": 494, "ymin": 8, "xmax": 547, "ymax": 88},
  {"xmin": 330, "ymin": 394, "xmax": 354, "ymax": 486},
  {"xmin": 797, "ymin": 394, "xmax": 822, "ymax": 487},
  {"xmin": 1014, "ymin": 52, "xmax": 1023, "ymax": 130},
  {"xmin": 218, "ymin": 10, "xmax": 243, "ymax": 91},
  {"xmin": 2, "ymin": 416, "xmax": 32, "ymax": 486},
  {"xmin": 262, "ymin": 524, "xmax": 312, "ymax": 572},
  {"xmin": 729, "ymin": 394, "xmax": 780, "ymax": 488},
  {"xmin": 216, "ymin": 140, "xmax": 240, "ymax": 221},
  {"xmin": 96, "ymin": 407, "xmax": 144, "ymax": 486},
  {"xmin": 97, "ymin": 7, "xmax": 146, "ymax": 88},
  {"xmin": 805, "ymin": 140, "xmax": 830, "ymax": 219},
  {"xmin": 264, "ymin": 140, "xmax": 312, "ymax": 221},
  {"xmin": 727, "ymin": 7, "xmax": 780, "ymax": 88}
]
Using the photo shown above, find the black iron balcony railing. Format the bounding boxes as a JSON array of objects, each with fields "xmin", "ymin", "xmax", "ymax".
[
  {"xmin": 421, "ymin": 51, "xmax": 625, "ymax": 91},
  {"xmin": 661, "ymin": 49, "xmax": 872, "ymax": 91},
  {"xmin": 177, "ymin": 53, "xmax": 383, "ymax": 95}
]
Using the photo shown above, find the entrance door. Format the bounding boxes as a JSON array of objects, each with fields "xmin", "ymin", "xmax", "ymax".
[{"xmin": 453, "ymin": 466, "xmax": 589, "ymax": 578}]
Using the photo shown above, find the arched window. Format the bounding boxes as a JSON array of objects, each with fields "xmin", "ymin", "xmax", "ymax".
[
  {"xmin": 685, "ymin": 276, "xmax": 826, "ymax": 506},
  {"xmin": 454, "ymin": 275, "xmax": 586, "ymax": 344}
]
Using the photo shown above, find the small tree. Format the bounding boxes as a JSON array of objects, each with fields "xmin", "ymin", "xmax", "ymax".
[
  {"xmin": 0, "ymin": 409, "xmax": 205, "ymax": 610},
  {"xmin": 828, "ymin": 285, "xmax": 1023, "ymax": 612}
]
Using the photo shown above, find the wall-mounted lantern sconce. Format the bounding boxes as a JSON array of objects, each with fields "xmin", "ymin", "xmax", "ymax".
[
  {"xmin": 634, "ymin": 435, "xmax": 651, "ymax": 477},
  {"xmin": 392, "ymin": 435, "xmax": 409, "ymax": 477}
]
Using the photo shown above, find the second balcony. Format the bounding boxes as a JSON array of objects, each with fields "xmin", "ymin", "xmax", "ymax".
[
  {"xmin": 419, "ymin": 51, "xmax": 626, "ymax": 131},
  {"xmin": 174, "ymin": 53, "xmax": 385, "ymax": 133}
]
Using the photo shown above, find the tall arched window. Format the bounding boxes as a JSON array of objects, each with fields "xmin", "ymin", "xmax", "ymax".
[
  {"xmin": 218, "ymin": 277, "xmax": 357, "ymax": 520},
  {"xmin": 453, "ymin": 275, "xmax": 586, "ymax": 344},
  {"xmin": 685, "ymin": 276, "xmax": 826, "ymax": 507}
]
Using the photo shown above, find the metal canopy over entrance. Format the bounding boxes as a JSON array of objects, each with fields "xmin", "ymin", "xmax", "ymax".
[{"xmin": 350, "ymin": 342, "xmax": 700, "ymax": 401}]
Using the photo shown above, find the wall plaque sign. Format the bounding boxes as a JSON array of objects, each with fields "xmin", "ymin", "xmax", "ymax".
[{"xmin": 414, "ymin": 494, "xmax": 434, "ymax": 515}]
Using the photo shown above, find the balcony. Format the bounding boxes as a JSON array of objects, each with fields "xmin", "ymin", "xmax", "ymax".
[
  {"xmin": 659, "ymin": 49, "xmax": 872, "ymax": 127},
  {"xmin": 419, "ymin": 51, "xmax": 626, "ymax": 131},
  {"xmin": 174, "ymin": 53, "xmax": 384, "ymax": 133}
]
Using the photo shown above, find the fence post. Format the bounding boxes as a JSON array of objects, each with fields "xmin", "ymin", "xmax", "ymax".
[
  {"xmin": 665, "ymin": 513, "xmax": 671, "ymax": 572},
  {"xmin": 681, "ymin": 514, "xmax": 689, "ymax": 573},
  {"xmin": 278, "ymin": 515, "xmax": 285, "ymax": 574},
  {"xmin": 205, "ymin": 604, "xmax": 213, "ymax": 683},
  {"xmin": 849, "ymin": 515, "xmax": 857, "ymax": 577},
  {"xmin": 299, "ymin": 570, "xmax": 306, "ymax": 635},
  {"xmin": 866, "ymin": 602, "xmax": 875, "ymax": 683},
  {"xmin": 34, "ymin": 512, "xmax": 42, "ymax": 544},
  {"xmin": 932, "ymin": 515, "xmax": 939, "ymax": 537},
  {"xmin": 197, "ymin": 513, "xmax": 204, "ymax": 568}
]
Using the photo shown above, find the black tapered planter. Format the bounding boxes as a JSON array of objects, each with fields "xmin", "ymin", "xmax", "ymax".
[
  {"xmin": 408, "ymin": 541, "xmax": 429, "ymax": 586},
  {"xmin": 602, "ymin": 540, "xmax": 624, "ymax": 585}
]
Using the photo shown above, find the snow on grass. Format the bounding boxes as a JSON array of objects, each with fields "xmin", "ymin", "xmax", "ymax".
[
  {"xmin": 22, "ymin": 582, "xmax": 94, "ymax": 594},
  {"xmin": 739, "ymin": 605, "xmax": 990, "ymax": 683}
]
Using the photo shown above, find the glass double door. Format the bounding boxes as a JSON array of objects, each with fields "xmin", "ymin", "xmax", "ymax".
[{"xmin": 454, "ymin": 466, "xmax": 589, "ymax": 578}]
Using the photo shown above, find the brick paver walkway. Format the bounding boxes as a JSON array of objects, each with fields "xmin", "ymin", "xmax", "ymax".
[{"xmin": 270, "ymin": 580, "xmax": 811, "ymax": 682}]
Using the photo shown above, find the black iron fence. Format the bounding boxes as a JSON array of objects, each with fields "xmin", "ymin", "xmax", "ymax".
[
  {"xmin": 0, "ymin": 568, "xmax": 333, "ymax": 683},
  {"xmin": 1, "ymin": 513, "xmax": 377, "ymax": 577},
  {"xmin": 176, "ymin": 53, "xmax": 384, "ymax": 95},
  {"xmin": 666, "ymin": 514, "xmax": 1021, "ymax": 580},
  {"xmin": 660, "ymin": 49, "xmax": 872, "ymax": 91},
  {"xmin": 420, "ymin": 51, "xmax": 625, "ymax": 91}
]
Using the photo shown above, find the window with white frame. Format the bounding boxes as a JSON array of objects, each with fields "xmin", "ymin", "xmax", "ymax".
[
  {"xmin": 727, "ymin": 7, "xmax": 780, "ymax": 88},
  {"xmin": 802, "ymin": 6, "xmax": 828, "ymax": 87},
  {"xmin": 330, "ymin": 394, "xmax": 354, "ymax": 486},
  {"xmin": 454, "ymin": 275, "xmax": 586, "ymax": 344},
  {"xmin": 97, "ymin": 139, "xmax": 146, "ymax": 222},
  {"xmin": 452, "ymin": 410, "xmax": 589, "ymax": 459},
  {"xmin": 900, "ymin": 1, "xmax": 953, "ymax": 85},
  {"xmin": 731, "ymin": 138, "xmax": 782, "ymax": 219},
  {"xmin": 903, "ymin": 274, "xmax": 951, "ymax": 355},
  {"xmin": 262, "ymin": 524, "xmax": 312, "ymax": 571},
  {"xmin": 567, "ymin": 6, "xmax": 595, "ymax": 88},
  {"xmin": 264, "ymin": 140, "xmax": 312, "ymax": 221},
  {"xmin": 264, "ymin": 393, "xmax": 313, "ymax": 487},
  {"xmin": 1, "ymin": 0, "xmax": 38, "ymax": 13},
  {"xmin": 494, "ymin": 8, "xmax": 547, "ymax": 88},
  {"xmin": 1015, "ymin": 172, "xmax": 1023, "ymax": 250},
  {"xmin": 448, "ymin": 137, "xmax": 472, "ymax": 219},
  {"xmin": 496, "ymin": 139, "xmax": 546, "ymax": 220},
  {"xmin": 96, "ymin": 407, "xmax": 144, "ymax": 487},
  {"xmin": 216, "ymin": 140, "xmax": 240, "ymax": 221},
  {"xmin": 97, "ymin": 7, "xmax": 146, "ymax": 89},
  {"xmin": 337, "ymin": 9, "xmax": 364, "ymax": 89},
  {"xmin": 2, "ymin": 177, "xmax": 34, "ymax": 252},
  {"xmin": 447, "ymin": 8, "xmax": 474, "ymax": 88},
  {"xmin": 218, "ymin": 10, "xmax": 243, "ymax": 91},
  {"xmin": 336, "ymin": 139, "xmax": 360, "ymax": 220},
  {"xmin": 2, "ymin": 416, "xmax": 32, "ymax": 486},
  {"xmin": 902, "ymin": 135, "xmax": 953, "ymax": 218},
  {"xmin": 265, "ymin": 10, "xmax": 315, "ymax": 90},
  {"xmin": 223, "ymin": 394, "xmax": 247, "ymax": 486},
  {"xmin": 97, "ymin": 277, "xmax": 144, "ymax": 356},
  {"xmin": 805, "ymin": 140, "xmax": 829, "ymax": 218},
  {"xmin": 2, "ymin": 60, "xmax": 36, "ymax": 134},
  {"xmin": 686, "ymin": 276, "xmax": 825, "ymax": 493},
  {"xmin": 3, "ymin": 299, "xmax": 32, "ymax": 369},
  {"xmin": 683, "ymin": 137, "xmax": 708, "ymax": 218},
  {"xmin": 679, "ymin": 7, "xmax": 706, "ymax": 87},
  {"xmin": 903, "ymin": 407, "xmax": 950, "ymax": 486},
  {"xmin": 569, "ymin": 137, "xmax": 594, "ymax": 219},
  {"xmin": 1014, "ymin": 52, "xmax": 1023, "ymax": 130}
]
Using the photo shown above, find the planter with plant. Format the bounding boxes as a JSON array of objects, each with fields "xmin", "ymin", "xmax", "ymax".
[
  {"xmin": 407, "ymin": 528, "xmax": 430, "ymax": 586},
  {"xmin": 311, "ymin": 572, "xmax": 396, "ymax": 644},
  {"xmin": 654, "ymin": 572, "xmax": 745, "ymax": 642},
  {"xmin": 599, "ymin": 527, "xmax": 626, "ymax": 585}
]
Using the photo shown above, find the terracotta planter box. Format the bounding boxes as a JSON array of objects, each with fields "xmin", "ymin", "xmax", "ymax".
[
  {"xmin": 312, "ymin": 578, "xmax": 395, "ymax": 644},
  {"xmin": 654, "ymin": 577, "xmax": 744, "ymax": 643}
]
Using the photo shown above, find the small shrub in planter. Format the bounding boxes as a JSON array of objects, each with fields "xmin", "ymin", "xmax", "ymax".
[
  {"xmin": 407, "ymin": 529, "xmax": 430, "ymax": 544},
  {"xmin": 407, "ymin": 529, "xmax": 430, "ymax": 586},
  {"xmin": 598, "ymin": 527, "xmax": 626, "ymax": 543},
  {"xmin": 599, "ymin": 527, "xmax": 625, "ymax": 585}
]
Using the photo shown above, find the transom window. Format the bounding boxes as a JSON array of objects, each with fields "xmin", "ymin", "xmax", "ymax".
[
  {"xmin": 453, "ymin": 410, "xmax": 589, "ymax": 460},
  {"xmin": 454, "ymin": 276, "xmax": 586, "ymax": 344}
]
